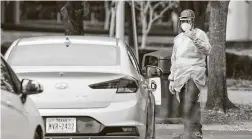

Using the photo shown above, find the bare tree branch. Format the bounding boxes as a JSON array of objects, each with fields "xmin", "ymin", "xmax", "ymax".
[
  {"xmin": 147, "ymin": 4, "xmax": 154, "ymax": 33},
  {"xmin": 144, "ymin": 1, "xmax": 150, "ymax": 14},
  {"xmin": 146, "ymin": 20, "xmax": 152, "ymax": 34},
  {"xmin": 131, "ymin": 1, "xmax": 142, "ymax": 11},
  {"xmin": 148, "ymin": 3, "xmax": 153, "ymax": 21},
  {"xmin": 136, "ymin": 0, "xmax": 179, "ymax": 48},
  {"xmin": 152, "ymin": 4, "xmax": 173, "ymax": 22},
  {"xmin": 140, "ymin": 1, "xmax": 144, "ymax": 12},
  {"xmin": 146, "ymin": 2, "xmax": 174, "ymax": 34},
  {"xmin": 153, "ymin": 2, "xmax": 163, "ymax": 11},
  {"xmin": 111, "ymin": 1, "xmax": 119, "ymax": 11}
]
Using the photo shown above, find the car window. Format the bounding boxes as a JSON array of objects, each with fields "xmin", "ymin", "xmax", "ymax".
[
  {"xmin": 125, "ymin": 44, "xmax": 141, "ymax": 74},
  {"xmin": 144, "ymin": 56, "xmax": 158, "ymax": 67},
  {"xmin": 127, "ymin": 51, "xmax": 139, "ymax": 73},
  {"xmin": 1, "ymin": 59, "xmax": 17, "ymax": 94},
  {"xmin": 7, "ymin": 64, "xmax": 21, "ymax": 93},
  {"xmin": 8, "ymin": 44, "xmax": 120, "ymax": 66}
]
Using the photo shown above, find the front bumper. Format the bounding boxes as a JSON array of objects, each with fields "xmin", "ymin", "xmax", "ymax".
[{"xmin": 39, "ymin": 100, "xmax": 146, "ymax": 139}]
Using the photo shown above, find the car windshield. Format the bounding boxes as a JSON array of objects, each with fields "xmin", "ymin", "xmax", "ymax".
[{"xmin": 8, "ymin": 44, "xmax": 120, "ymax": 66}]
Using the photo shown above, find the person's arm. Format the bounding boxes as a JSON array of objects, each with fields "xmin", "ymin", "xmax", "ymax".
[
  {"xmin": 193, "ymin": 31, "xmax": 212, "ymax": 55},
  {"xmin": 168, "ymin": 39, "xmax": 177, "ymax": 81}
]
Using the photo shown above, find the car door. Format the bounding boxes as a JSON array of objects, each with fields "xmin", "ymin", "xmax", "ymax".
[
  {"xmin": 125, "ymin": 45, "xmax": 150, "ymax": 122},
  {"xmin": 1, "ymin": 58, "xmax": 29, "ymax": 139},
  {"xmin": 126, "ymin": 46, "xmax": 149, "ymax": 93}
]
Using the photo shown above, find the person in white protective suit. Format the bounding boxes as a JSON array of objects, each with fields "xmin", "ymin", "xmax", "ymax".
[{"xmin": 169, "ymin": 9, "xmax": 211, "ymax": 139}]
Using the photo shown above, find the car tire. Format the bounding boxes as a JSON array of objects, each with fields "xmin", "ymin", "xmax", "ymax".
[
  {"xmin": 152, "ymin": 108, "xmax": 156, "ymax": 139},
  {"xmin": 145, "ymin": 96, "xmax": 156, "ymax": 139},
  {"xmin": 34, "ymin": 131, "xmax": 41, "ymax": 139},
  {"xmin": 150, "ymin": 100, "xmax": 156, "ymax": 139}
]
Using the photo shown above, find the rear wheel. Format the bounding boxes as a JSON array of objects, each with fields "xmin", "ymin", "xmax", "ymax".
[
  {"xmin": 145, "ymin": 96, "xmax": 156, "ymax": 139},
  {"xmin": 34, "ymin": 131, "xmax": 41, "ymax": 139}
]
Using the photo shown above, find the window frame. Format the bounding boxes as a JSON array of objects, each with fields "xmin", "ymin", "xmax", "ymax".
[
  {"xmin": 125, "ymin": 43, "xmax": 142, "ymax": 75},
  {"xmin": 1, "ymin": 58, "xmax": 21, "ymax": 95}
]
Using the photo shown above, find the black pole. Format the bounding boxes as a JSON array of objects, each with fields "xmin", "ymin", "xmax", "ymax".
[{"xmin": 126, "ymin": 2, "xmax": 134, "ymax": 48}]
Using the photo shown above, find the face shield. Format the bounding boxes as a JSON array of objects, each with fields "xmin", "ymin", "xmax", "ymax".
[{"xmin": 179, "ymin": 18, "xmax": 194, "ymax": 32}]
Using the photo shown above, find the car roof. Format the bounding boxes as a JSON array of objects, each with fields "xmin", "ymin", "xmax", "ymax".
[
  {"xmin": 16, "ymin": 36, "xmax": 118, "ymax": 47},
  {"xmin": 144, "ymin": 50, "xmax": 173, "ymax": 59}
]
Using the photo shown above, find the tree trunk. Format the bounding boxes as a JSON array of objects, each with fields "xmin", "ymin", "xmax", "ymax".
[
  {"xmin": 4, "ymin": 1, "xmax": 15, "ymax": 24},
  {"xmin": 104, "ymin": 1, "xmax": 111, "ymax": 30},
  {"xmin": 109, "ymin": 7, "xmax": 116, "ymax": 37},
  {"xmin": 206, "ymin": 1, "xmax": 237, "ymax": 112},
  {"xmin": 140, "ymin": 10, "xmax": 147, "ymax": 48},
  {"xmin": 141, "ymin": 33, "xmax": 147, "ymax": 49},
  {"xmin": 1, "ymin": 1, "xmax": 6, "ymax": 23},
  {"xmin": 90, "ymin": 12, "xmax": 96, "ymax": 24},
  {"xmin": 14, "ymin": 1, "xmax": 20, "ymax": 24},
  {"xmin": 171, "ymin": 11, "xmax": 179, "ymax": 34},
  {"xmin": 61, "ymin": 1, "xmax": 84, "ymax": 35}
]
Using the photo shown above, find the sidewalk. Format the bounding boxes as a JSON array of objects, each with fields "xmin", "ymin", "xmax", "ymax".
[
  {"xmin": 156, "ymin": 123, "xmax": 252, "ymax": 139},
  {"xmin": 156, "ymin": 128, "xmax": 252, "ymax": 139},
  {"xmin": 157, "ymin": 122, "xmax": 252, "ymax": 132}
]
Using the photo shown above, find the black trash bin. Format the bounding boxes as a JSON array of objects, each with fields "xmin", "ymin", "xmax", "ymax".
[{"xmin": 142, "ymin": 50, "xmax": 181, "ymax": 124}]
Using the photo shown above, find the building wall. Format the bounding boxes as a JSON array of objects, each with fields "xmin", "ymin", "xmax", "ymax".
[{"xmin": 226, "ymin": 1, "xmax": 252, "ymax": 41}]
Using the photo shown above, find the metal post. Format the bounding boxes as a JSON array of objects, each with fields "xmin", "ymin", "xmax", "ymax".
[
  {"xmin": 131, "ymin": 1, "xmax": 139, "ymax": 62},
  {"xmin": 116, "ymin": 1, "xmax": 125, "ymax": 41}
]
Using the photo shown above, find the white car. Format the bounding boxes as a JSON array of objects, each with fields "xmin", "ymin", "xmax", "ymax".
[
  {"xmin": 1, "ymin": 56, "xmax": 45, "ymax": 139},
  {"xmin": 4, "ymin": 36, "xmax": 163, "ymax": 139}
]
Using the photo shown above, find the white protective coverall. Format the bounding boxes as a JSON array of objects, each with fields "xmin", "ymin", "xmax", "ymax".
[{"xmin": 168, "ymin": 28, "xmax": 211, "ymax": 94}]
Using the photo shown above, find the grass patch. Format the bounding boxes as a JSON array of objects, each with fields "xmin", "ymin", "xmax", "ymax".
[
  {"xmin": 227, "ymin": 79, "xmax": 252, "ymax": 90},
  {"xmin": 226, "ymin": 48, "xmax": 252, "ymax": 57},
  {"xmin": 201, "ymin": 104, "xmax": 252, "ymax": 125}
]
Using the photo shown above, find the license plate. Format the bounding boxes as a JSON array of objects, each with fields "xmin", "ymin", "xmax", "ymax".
[{"xmin": 46, "ymin": 118, "xmax": 76, "ymax": 133}]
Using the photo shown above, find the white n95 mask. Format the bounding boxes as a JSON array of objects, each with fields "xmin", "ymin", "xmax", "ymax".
[{"xmin": 181, "ymin": 23, "xmax": 192, "ymax": 32}]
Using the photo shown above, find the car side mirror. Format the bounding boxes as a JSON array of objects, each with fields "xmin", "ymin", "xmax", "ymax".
[
  {"xmin": 145, "ymin": 66, "xmax": 163, "ymax": 78},
  {"xmin": 21, "ymin": 79, "xmax": 43, "ymax": 95}
]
